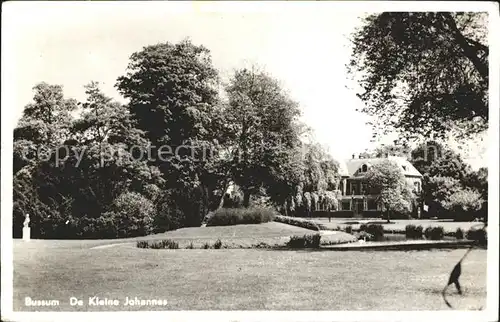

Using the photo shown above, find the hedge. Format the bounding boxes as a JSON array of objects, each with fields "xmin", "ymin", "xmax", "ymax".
[
  {"xmin": 466, "ymin": 228, "xmax": 487, "ymax": 246},
  {"xmin": 361, "ymin": 210, "xmax": 382, "ymax": 218},
  {"xmin": 405, "ymin": 224, "xmax": 424, "ymax": 239},
  {"xmin": 313, "ymin": 210, "xmax": 354, "ymax": 218},
  {"xmin": 359, "ymin": 224, "xmax": 384, "ymax": 241},
  {"xmin": 424, "ymin": 226, "xmax": 444, "ymax": 240},
  {"xmin": 206, "ymin": 207, "xmax": 277, "ymax": 226},
  {"xmin": 287, "ymin": 234, "xmax": 322, "ymax": 248},
  {"xmin": 274, "ymin": 215, "xmax": 327, "ymax": 231}
]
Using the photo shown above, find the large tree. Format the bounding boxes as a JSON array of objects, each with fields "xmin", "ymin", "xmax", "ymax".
[
  {"xmin": 116, "ymin": 39, "xmax": 225, "ymax": 226},
  {"xmin": 349, "ymin": 12, "xmax": 488, "ymax": 140},
  {"xmin": 223, "ymin": 67, "xmax": 303, "ymax": 208},
  {"xmin": 13, "ymin": 83, "xmax": 78, "ymax": 237},
  {"xmin": 14, "ymin": 83, "xmax": 78, "ymax": 173},
  {"xmin": 364, "ymin": 160, "xmax": 415, "ymax": 222},
  {"xmin": 294, "ymin": 143, "xmax": 342, "ymax": 216}
]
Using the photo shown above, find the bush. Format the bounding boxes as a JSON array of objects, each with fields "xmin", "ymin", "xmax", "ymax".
[
  {"xmin": 424, "ymin": 226, "xmax": 444, "ymax": 240},
  {"xmin": 466, "ymin": 228, "xmax": 487, "ymax": 246},
  {"xmin": 355, "ymin": 231, "xmax": 374, "ymax": 241},
  {"xmin": 455, "ymin": 228, "xmax": 464, "ymax": 240},
  {"xmin": 202, "ymin": 242, "xmax": 211, "ymax": 249},
  {"xmin": 206, "ymin": 207, "xmax": 277, "ymax": 226},
  {"xmin": 287, "ymin": 234, "xmax": 321, "ymax": 248},
  {"xmin": 274, "ymin": 215, "xmax": 327, "ymax": 231},
  {"xmin": 213, "ymin": 239, "xmax": 223, "ymax": 249},
  {"xmin": 136, "ymin": 240, "xmax": 149, "ymax": 248},
  {"xmin": 75, "ymin": 215, "xmax": 117, "ymax": 239},
  {"xmin": 405, "ymin": 224, "xmax": 423, "ymax": 239},
  {"xmin": 381, "ymin": 211, "xmax": 412, "ymax": 220},
  {"xmin": 186, "ymin": 242, "xmax": 194, "ymax": 249},
  {"xmin": 313, "ymin": 210, "xmax": 354, "ymax": 218},
  {"xmin": 287, "ymin": 234, "xmax": 321, "ymax": 249},
  {"xmin": 359, "ymin": 224, "xmax": 384, "ymax": 241},
  {"xmin": 361, "ymin": 210, "xmax": 382, "ymax": 218},
  {"xmin": 136, "ymin": 239, "xmax": 179, "ymax": 249},
  {"xmin": 111, "ymin": 192, "xmax": 154, "ymax": 238}
]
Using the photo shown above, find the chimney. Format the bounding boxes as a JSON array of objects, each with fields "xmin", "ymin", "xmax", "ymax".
[{"xmin": 352, "ymin": 154, "xmax": 356, "ymax": 159}]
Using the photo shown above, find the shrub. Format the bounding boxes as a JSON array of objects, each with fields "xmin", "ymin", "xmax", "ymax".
[
  {"xmin": 202, "ymin": 242, "xmax": 211, "ymax": 249},
  {"xmin": 274, "ymin": 215, "xmax": 327, "ymax": 231},
  {"xmin": 424, "ymin": 226, "xmax": 444, "ymax": 240},
  {"xmin": 313, "ymin": 210, "xmax": 354, "ymax": 218},
  {"xmin": 111, "ymin": 192, "xmax": 154, "ymax": 238},
  {"xmin": 74, "ymin": 215, "xmax": 117, "ymax": 239},
  {"xmin": 380, "ymin": 211, "xmax": 412, "ymax": 220},
  {"xmin": 405, "ymin": 224, "xmax": 423, "ymax": 239},
  {"xmin": 253, "ymin": 242, "xmax": 273, "ymax": 249},
  {"xmin": 186, "ymin": 242, "xmax": 194, "ymax": 249},
  {"xmin": 213, "ymin": 239, "xmax": 223, "ymax": 249},
  {"xmin": 361, "ymin": 210, "xmax": 382, "ymax": 218},
  {"xmin": 355, "ymin": 231, "xmax": 374, "ymax": 241},
  {"xmin": 136, "ymin": 240, "xmax": 149, "ymax": 248},
  {"xmin": 136, "ymin": 239, "xmax": 179, "ymax": 249},
  {"xmin": 359, "ymin": 224, "xmax": 384, "ymax": 241},
  {"xmin": 206, "ymin": 207, "xmax": 277, "ymax": 226},
  {"xmin": 455, "ymin": 228, "xmax": 464, "ymax": 240},
  {"xmin": 466, "ymin": 228, "xmax": 487, "ymax": 246},
  {"xmin": 287, "ymin": 234, "xmax": 321, "ymax": 248}
]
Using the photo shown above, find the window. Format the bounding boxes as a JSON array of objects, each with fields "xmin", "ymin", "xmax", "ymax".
[
  {"xmin": 361, "ymin": 164, "xmax": 368, "ymax": 172},
  {"xmin": 368, "ymin": 199, "xmax": 377, "ymax": 210},
  {"xmin": 427, "ymin": 146, "xmax": 437, "ymax": 162},
  {"xmin": 402, "ymin": 165, "xmax": 407, "ymax": 171},
  {"xmin": 414, "ymin": 181, "xmax": 420, "ymax": 193},
  {"xmin": 361, "ymin": 183, "xmax": 368, "ymax": 194}
]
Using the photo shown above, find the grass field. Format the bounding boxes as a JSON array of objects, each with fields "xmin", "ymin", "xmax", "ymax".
[
  {"xmin": 13, "ymin": 239, "xmax": 487, "ymax": 311},
  {"xmin": 16, "ymin": 222, "xmax": 356, "ymax": 249}
]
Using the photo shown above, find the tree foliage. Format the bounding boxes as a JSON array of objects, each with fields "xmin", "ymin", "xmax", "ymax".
[
  {"xmin": 223, "ymin": 66, "xmax": 303, "ymax": 208},
  {"xmin": 364, "ymin": 160, "xmax": 415, "ymax": 220},
  {"xmin": 443, "ymin": 188, "xmax": 483, "ymax": 213},
  {"xmin": 13, "ymin": 39, "xmax": 346, "ymax": 237},
  {"xmin": 116, "ymin": 39, "xmax": 226, "ymax": 226},
  {"xmin": 349, "ymin": 12, "xmax": 488, "ymax": 139}
]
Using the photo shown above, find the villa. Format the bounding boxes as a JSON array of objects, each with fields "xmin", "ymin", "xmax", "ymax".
[{"xmin": 338, "ymin": 154, "xmax": 423, "ymax": 217}]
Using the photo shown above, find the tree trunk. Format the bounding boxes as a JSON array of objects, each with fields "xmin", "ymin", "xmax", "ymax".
[
  {"xmin": 243, "ymin": 190, "xmax": 251, "ymax": 208},
  {"xmin": 387, "ymin": 210, "xmax": 391, "ymax": 223},
  {"xmin": 203, "ymin": 180, "xmax": 230, "ymax": 226},
  {"xmin": 216, "ymin": 180, "xmax": 230, "ymax": 210}
]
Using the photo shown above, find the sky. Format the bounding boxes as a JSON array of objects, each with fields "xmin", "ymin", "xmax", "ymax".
[{"xmin": 2, "ymin": 1, "xmax": 488, "ymax": 168}]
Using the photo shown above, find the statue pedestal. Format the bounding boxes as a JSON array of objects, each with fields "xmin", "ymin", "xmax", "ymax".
[{"xmin": 23, "ymin": 227, "xmax": 31, "ymax": 241}]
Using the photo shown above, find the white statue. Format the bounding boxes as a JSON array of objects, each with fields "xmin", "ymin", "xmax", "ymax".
[
  {"xmin": 23, "ymin": 213, "xmax": 30, "ymax": 228},
  {"xmin": 23, "ymin": 213, "xmax": 31, "ymax": 241}
]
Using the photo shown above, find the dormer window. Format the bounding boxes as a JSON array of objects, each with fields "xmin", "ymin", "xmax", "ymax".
[
  {"xmin": 402, "ymin": 165, "xmax": 407, "ymax": 171},
  {"xmin": 361, "ymin": 164, "xmax": 368, "ymax": 172}
]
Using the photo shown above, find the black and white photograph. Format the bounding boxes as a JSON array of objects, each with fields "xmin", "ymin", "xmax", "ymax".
[{"xmin": 1, "ymin": 1, "xmax": 498, "ymax": 321}]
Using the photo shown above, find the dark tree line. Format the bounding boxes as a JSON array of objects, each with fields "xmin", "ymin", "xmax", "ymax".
[{"xmin": 13, "ymin": 39, "xmax": 342, "ymax": 238}]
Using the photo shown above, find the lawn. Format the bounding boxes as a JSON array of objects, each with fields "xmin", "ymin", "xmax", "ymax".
[
  {"xmin": 13, "ymin": 239, "xmax": 487, "ymax": 311},
  {"xmin": 18, "ymin": 222, "xmax": 356, "ymax": 249}
]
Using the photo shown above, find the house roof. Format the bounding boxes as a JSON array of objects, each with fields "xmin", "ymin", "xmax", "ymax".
[{"xmin": 341, "ymin": 156, "xmax": 422, "ymax": 178}]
